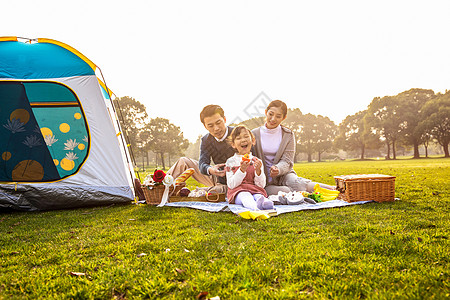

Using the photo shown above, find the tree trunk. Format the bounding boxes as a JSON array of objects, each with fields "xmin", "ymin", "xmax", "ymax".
[
  {"xmin": 294, "ymin": 147, "xmax": 301, "ymax": 163},
  {"xmin": 424, "ymin": 144, "xmax": 428, "ymax": 158},
  {"xmin": 318, "ymin": 152, "xmax": 322, "ymax": 162},
  {"xmin": 360, "ymin": 144, "xmax": 365, "ymax": 160},
  {"xmin": 392, "ymin": 140, "xmax": 397, "ymax": 160},
  {"xmin": 413, "ymin": 141, "xmax": 420, "ymax": 159},
  {"xmin": 307, "ymin": 152, "xmax": 312, "ymax": 162},
  {"xmin": 385, "ymin": 140, "xmax": 391, "ymax": 160},
  {"xmin": 160, "ymin": 152, "xmax": 165, "ymax": 169},
  {"xmin": 444, "ymin": 142, "xmax": 450, "ymax": 157}
]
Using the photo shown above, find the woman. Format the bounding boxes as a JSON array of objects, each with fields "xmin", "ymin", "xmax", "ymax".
[{"xmin": 252, "ymin": 100, "xmax": 335, "ymax": 195}]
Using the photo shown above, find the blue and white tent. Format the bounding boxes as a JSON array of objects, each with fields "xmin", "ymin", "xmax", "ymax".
[{"xmin": 0, "ymin": 37, "xmax": 135, "ymax": 210}]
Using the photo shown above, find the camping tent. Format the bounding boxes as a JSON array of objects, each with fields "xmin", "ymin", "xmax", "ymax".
[{"xmin": 0, "ymin": 37, "xmax": 135, "ymax": 210}]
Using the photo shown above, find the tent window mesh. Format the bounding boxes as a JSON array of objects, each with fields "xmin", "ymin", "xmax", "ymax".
[{"xmin": 0, "ymin": 81, "xmax": 89, "ymax": 182}]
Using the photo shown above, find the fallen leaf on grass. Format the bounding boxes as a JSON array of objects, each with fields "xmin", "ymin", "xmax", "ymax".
[
  {"xmin": 137, "ymin": 253, "xmax": 147, "ymax": 257},
  {"xmin": 175, "ymin": 268, "xmax": 185, "ymax": 274},
  {"xmin": 196, "ymin": 291, "xmax": 208, "ymax": 300},
  {"xmin": 10, "ymin": 251, "xmax": 20, "ymax": 255},
  {"xmin": 184, "ymin": 249, "xmax": 190, "ymax": 253},
  {"xmin": 69, "ymin": 272, "xmax": 86, "ymax": 277},
  {"xmin": 165, "ymin": 249, "xmax": 171, "ymax": 252},
  {"xmin": 418, "ymin": 237, "xmax": 423, "ymax": 242}
]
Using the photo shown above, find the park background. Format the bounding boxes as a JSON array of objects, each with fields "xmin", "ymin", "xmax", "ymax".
[
  {"xmin": 2, "ymin": 0, "xmax": 450, "ymax": 156},
  {"xmin": 1, "ymin": 2, "xmax": 449, "ymax": 298},
  {"xmin": 116, "ymin": 88, "xmax": 449, "ymax": 172}
]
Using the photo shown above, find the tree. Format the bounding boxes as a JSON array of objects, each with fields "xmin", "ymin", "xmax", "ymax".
[
  {"xmin": 366, "ymin": 96, "xmax": 403, "ymax": 159},
  {"xmin": 295, "ymin": 113, "xmax": 336, "ymax": 162},
  {"xmin": 314, "ymin": 115, "xmax": 338, "ymax": 161},
  {"xmin": 417, "ymin": 92, "xmax": 450, "ymax": 157},
  {"xmin": 113, "ymin": 96, "xmax": 148, "ymax": 152},
  {"xmin": 396, "ymin": 88, "xmax": 435, "ymax": 158},
  {"xmin": 296, "ymin": 113, "xmax": 317, "ymax": 162},
  {"xmin": 283, "ymin": 108, "xmax": 303, "ymax": 162},
  {"xmin": 184, "ymin": 135, "xmax": 202, "ymax": 160},
  {"xmin": 335, "ymin": 110, "xmax": 381, "ymax": 159},
  {"xmin": 144, "ymin": 118, "xmax": 189, "ymax": 169}
]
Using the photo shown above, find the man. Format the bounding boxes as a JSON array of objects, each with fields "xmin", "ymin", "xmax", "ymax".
[{"xmin": 167, "ymin": 105, "xmax": 235, "ymax": 188}]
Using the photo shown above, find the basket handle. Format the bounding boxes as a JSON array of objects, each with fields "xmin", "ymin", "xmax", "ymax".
[{"xmin": 206, "ymin": 191, "xmax": 220, "ymax": 202}]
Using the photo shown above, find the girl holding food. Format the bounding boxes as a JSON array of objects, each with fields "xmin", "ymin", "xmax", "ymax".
[{"xmin": 225, "ymin": 125, "xmax": 274, "ymax": 211}]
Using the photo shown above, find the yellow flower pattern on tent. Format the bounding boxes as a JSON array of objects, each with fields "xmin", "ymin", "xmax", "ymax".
[
  {"xmin": 33, "ymin": 110, "xmax": 89, "ymax": 177},
  {"xmin": 12, "ymin": 159, "xmax": 44, "ymax": 181},
  {"xmin": 2, "ymin": 152, "xmax": 11, "ymax": 161},
  {"xmin": 59, "ymin": 123, "xmax": 70, "ymax": 133},
  {"xmin": 0, "ymin": 81, "xmax": 89, "ymax": 182},
  {"xmin": 10, "ymin": 109, "xmax": 30, "ymax": 124}
]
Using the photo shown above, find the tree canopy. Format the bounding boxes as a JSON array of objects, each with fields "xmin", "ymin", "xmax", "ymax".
[
  {"xmin": 417, "ymin": 92, "xmax": 450, "ymax": 157},
  {"xmin": 115, "ymin": 86, "xmax": 449, "ymax": 167},
  {"xmin": 143, "ymin": 117, "xmax": 189, "ymax": 169},
  {"xmin": 113, "ymin": 96, "xmax": 148, "ymax": 152},
  {"xmin": 335, "ymin": 110, "xmax": 381, "ymax": 160}
]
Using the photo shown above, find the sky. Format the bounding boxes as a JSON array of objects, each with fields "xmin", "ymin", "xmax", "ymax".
[{"xmin": 3, "ymin": 0, "xmax": 450, "ymax": 142}]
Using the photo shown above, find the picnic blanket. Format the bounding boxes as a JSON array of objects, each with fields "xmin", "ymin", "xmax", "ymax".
[{"xmin": 164, "ymin": 199, "xmax": 373, "ymax": 217}]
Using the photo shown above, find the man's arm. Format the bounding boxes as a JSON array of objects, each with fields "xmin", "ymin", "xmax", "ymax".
[
  {"xmin": 199, "ymin": 135, "xmax": 226, "ymax": 178},
  {"xmin": 198, "ymin": 135, "xmax": 212, "ymax": 175}
]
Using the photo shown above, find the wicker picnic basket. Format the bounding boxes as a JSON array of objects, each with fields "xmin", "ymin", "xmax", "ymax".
[
  {"xmin": 142, "ymin": 182, "xmax": 185, "ymax": 205},
  {"xmin": 334, "ymin": 174, "xmax": 395, "ymax": 203}
]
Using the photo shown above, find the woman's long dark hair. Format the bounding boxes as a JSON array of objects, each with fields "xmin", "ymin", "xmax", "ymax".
[{"xmin": 266, "ymin": 100, "xmax": 288, "ymax": 118}]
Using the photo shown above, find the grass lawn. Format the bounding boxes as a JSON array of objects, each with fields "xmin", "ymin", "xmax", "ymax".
[{"xmin": 0, "ymin": 158, "xmax": 449, "ymax": 299}]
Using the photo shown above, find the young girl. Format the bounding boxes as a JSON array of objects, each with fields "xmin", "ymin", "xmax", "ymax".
[{"xmin": 226, "ymin": 126, "xmax": 274, "ymax": 211}]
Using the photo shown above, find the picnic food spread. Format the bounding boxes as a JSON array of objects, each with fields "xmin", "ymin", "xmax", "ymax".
[
  {"xmin": 175, "ymin": 168, "xmax": 195, "ymax": 184},
  {"xmin": 241, "ymin": 153, "xmax": 250, "ymax": 162},
  {"xmin": 313, "ymin": 184, "xmax": 340, "ymax": 201}
]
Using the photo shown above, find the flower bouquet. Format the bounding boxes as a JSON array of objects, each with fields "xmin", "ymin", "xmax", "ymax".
[{"xmin": 142, "ymin": 169, "xmax": 185, "ymax": 205}]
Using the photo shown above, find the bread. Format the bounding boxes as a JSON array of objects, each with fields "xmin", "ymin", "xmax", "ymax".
[{"xmin": 175, "ymin": 168, "xmax": 195, "ymax": 184}]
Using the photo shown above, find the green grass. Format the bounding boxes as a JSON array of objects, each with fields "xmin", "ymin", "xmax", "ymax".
[{"xmin": 1, "ymin": 159, "xmax": 449, "ymax": 299}]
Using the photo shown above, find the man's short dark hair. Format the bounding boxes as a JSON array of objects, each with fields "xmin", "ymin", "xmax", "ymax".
[{"xmin": 200, "ymin": 105, "xmax": 225, "ymax": 124}]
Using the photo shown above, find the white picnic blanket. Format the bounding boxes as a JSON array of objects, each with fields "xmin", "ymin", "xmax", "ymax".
[{"xmin": 164, "ymin": 199, "xmax": 373, "ymax": 215}]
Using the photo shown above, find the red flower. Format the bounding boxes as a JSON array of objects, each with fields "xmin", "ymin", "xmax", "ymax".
[{"xmin": 152, "ymin": 169, "xmax": 166, "ymax": 183}]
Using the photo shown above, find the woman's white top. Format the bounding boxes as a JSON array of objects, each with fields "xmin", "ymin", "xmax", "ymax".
[{"xmin": 260, "ymin": 124, "xmax": 282, "ymax": 182}]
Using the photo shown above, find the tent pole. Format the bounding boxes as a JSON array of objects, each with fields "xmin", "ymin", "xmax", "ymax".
[{"xmin": 97, "ymin": 67, "xmax": 140, "ymax": 186}]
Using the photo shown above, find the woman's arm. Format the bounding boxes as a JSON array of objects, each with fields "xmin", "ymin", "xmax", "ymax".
[{"xmin": 275, "ymin": 130, "xmax": 295, "ymax": 176}]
